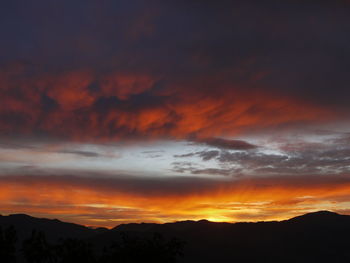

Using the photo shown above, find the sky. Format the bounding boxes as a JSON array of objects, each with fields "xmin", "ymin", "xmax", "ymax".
[{"xmin": 1, "ymin": 0, "xmax": 350, "ymax": 228}]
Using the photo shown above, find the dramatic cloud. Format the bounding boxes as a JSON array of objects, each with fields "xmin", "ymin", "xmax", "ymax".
[
  {"xmin": 1, "ymin": 0, "xmax": 349, "ymax": 141},
  {"xmin": 1, "ymin": 172, "xmax": 350, "ymax": 227},
  {"xmin": 171, "ymin": 132, "xmax": 350, "ymax": 176},
  {"xmin": 1, "ymin": 0, "xmax": 350, "ymax": 226},
  {"xmin": 0, "ymin": 64, "xmax": 333, "ymax": 141},
  {"xmin": 196, "ymin": 138, "xmax": 258, "ymax": 150},
  {"xmin": 57, "ymin": 150, "xmax": 102, "ymax": 158}
]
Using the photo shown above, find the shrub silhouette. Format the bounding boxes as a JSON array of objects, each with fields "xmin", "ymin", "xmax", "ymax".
[
  {"xmin": 0, "ymin": 226, "xmax": 17, "ymax": 263},
  {"xmin": 21, "ymin": 230, "xmax": 183, "ymax": 263},
  {"xmin": 55, "ymin": 238, "xmax": 95, "ymax": 263},
  {"xmin": 22, "ymin": 230, "xmax": 55, "ymax": 263},
  {"xmin": 22, "ymin": 232, "xmax": 95, "ymax": 263},
  {"xmin": 100, "ymin": 232, "xmax": 184, "ymax": 263}
]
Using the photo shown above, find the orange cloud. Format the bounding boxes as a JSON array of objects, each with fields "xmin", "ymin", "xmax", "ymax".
[
  {"xmin": 1, "ymin": 175, "xmax": 350, "ymax": 227},
  {"xmin": 0, "ymin": 63, "xmax": 337, "ymax": 141},
  {"xmin": 46, "ymin": 71, "xmax": 95, "ymax": 110}
]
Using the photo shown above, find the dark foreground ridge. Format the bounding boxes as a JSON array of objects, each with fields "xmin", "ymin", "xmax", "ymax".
[{"xmin": 1, "ymin": 211, "xmax": 350, "ymax": 263}]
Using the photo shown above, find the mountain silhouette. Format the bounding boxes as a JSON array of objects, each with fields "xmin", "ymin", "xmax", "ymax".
[
  {"xmin": 1, "ymin": 211, "xmax": 350, "ymax": 262},
  {"xmin": 0, "ymin": 214, "xmax": 101, "ymax": 242},
  {"xmin": 92, "ymin": 211, "xmax": 350, "ymax": 263},
  {"xmin": 287, "ymin": 210, "xmax": 344, "ymax": 223}
]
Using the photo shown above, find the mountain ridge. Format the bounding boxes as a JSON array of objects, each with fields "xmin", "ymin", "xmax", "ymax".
[
  {"xmin": 1, "ymin": 210, "xmax": 350, "ymax": 263},
  {"xmin": 0, "ymin": 210, "xmax": 347, "ymax": 232}
]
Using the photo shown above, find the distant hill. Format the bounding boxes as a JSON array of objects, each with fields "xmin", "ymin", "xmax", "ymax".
[
  {"xmin": 1, "ymin": 211, "xmax": 350, "ymax": 263},
  {"xmin": 93, "ymin": 211, "xmax": 350, "ymax": 263},
  {"xmin": 0, "ymin": 214, "xmax": 102, "ymax": 242}
]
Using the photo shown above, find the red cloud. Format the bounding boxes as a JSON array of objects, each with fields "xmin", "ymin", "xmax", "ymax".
[
  {"xmin": 1, "ymin": 174, "xmax": 350, "ymax": 227},
  {"xmin": 0, "ymin": 63, "xmax": 335, "ymax": 141}
]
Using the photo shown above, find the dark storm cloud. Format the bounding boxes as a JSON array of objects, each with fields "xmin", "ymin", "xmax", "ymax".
[
  {"xmin": 212, "ymin": 143, "xmax": 350, "ymax": 176},
  {"xmin": 0, "ymin": 139, "xmax": 110, "ymax": 159},
  {"xmin": 171, "ymin": 161, "xmax": 195, "ymax": 174},
  {"xmin": 174, "ymin": 153, "xmax": 196, "ymax": 158},
  {"xmin": 0, "ymin": 0, "xmax": 350, "ymax": 140},
  {"xmin": 190, "ymin": 168, "xmax": 233, "ymax": 176},
  {"xmin": 57, "ymin": 150, "xmax": 102, "ymax": 158},
  {"xmin": 172, "ymin": 133, "xmax": 350, "ymax": 176},
  {"xmin": 0, "ymin": 171, "xmax": 222, "ymax": 197},
  {"xmin": 0, "ymin": 142, "xmax": 36, "ymax": 150},
  {"xmin": 2, "ymin": 171, "xmax": 350, "ymax": 198},
  {"xmin": 174, "ymin": 150, "xmax": 219, "ymax": 161},
  {"xmin": 197, "ymin": 138, "xmax": 258, "ymax": 150},
  {"xmin": 198, "ymin": 150, "xmax": 220, "ymax": 161}
]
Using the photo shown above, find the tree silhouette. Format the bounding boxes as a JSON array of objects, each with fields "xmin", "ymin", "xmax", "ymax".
[
  {"xmin": 55, "ymin": 238, "xmax": 95, "ymax": 263},
  {"xmin": 0, "ymin": 226, "xmax": 17, "ymax": 263},
  {"xmin": 22, "ymin": 232, "xmax": 96, "ymax": 263},
  {"xmin": 22, "ymin": 230, "xmax": 55, "ymax": 263},
  {"xmin": 20, "ymin": 228, "xmax": 184, "ymax": 263},
  {"xmin": 100, "ymin": 232, "xmax": 184, "ymax": 263}
]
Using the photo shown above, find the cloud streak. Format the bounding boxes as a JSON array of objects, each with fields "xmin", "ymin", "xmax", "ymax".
[
  {"xmin": 196, "ymin": 138, "xmax": 258, "ymax": 150},
  {"xmin": 1, "ymin": 0, "xmax": 349, "ymax": 141},
  {"xmin": 0, "ymin": 65, "xmax": 333, "ymax": 141},
  {"xmin": 1, "ymin": 172, "xmax": 350, "ymax": 227},
  {"xmin": 1, "ymin": 0, "xmax": 350, "ymax": 226}
]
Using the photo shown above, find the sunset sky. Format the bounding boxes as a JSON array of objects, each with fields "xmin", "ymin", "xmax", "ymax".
[{"xmin": 1, "ymin": 0, "xmax": 350, "ymax": 228}]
